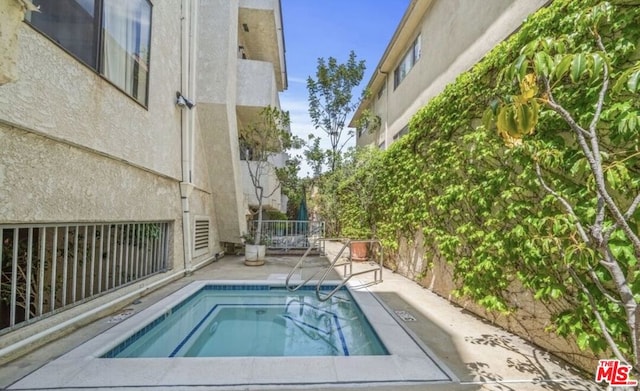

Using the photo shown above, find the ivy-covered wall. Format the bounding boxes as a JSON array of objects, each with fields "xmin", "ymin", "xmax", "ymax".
[{"xmin": 337, "ymin": 0, "xmax": 640, "ymax": 372}]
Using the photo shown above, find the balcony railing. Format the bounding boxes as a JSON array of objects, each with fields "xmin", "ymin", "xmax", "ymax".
[
  {"xmin": 0, "ymin": 222, "xmax": 169, "ymax": 333},
  {"xmin": 250, "ymin": 220, "xmax": 325, "ymax": 253}
]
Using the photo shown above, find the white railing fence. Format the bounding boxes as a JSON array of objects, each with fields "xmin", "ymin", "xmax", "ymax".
[
  {"xmin": 0, "ymin": 222, "xmax": 169, "ymax": 333},
  {"xmin": 251, "ymin": 220, "xmax": 325, "ymax": 252}
]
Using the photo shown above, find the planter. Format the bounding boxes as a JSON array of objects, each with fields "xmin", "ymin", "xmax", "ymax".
[
  {"xmin": 244, "ymin": 244, "xmax": 266, "ymax": 266},
  {"xmin": 350, "ymin": 241, "xmax": 369, "ymax": 262}
]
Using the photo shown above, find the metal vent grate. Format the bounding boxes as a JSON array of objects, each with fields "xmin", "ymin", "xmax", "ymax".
[{"xmin": 194, "ymin": 218, "xmax": 210, "ymax": 255}]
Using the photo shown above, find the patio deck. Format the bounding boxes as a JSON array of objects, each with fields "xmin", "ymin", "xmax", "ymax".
[{"xmin": 0, "ymin": 241, "xmax": 599, "ymax": 390}]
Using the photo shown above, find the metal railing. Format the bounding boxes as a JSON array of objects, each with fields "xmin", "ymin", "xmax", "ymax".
[
  {"xmin": 0, "ymin": 222, "xmax": 170, "ymax": 333},
  {"xmin": 251, "ymin": 220, "xmax": 325, "ymax": 252},
  {"xmin": 285, "ymin": 238, "xmax": 384, "ymax": 302}
]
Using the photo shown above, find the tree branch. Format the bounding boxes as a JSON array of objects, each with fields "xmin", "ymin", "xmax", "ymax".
[
  {"xmin": 568, "ymin": 267, "xmax": 629, "ymax": 364},
  {"xmin": 535, "ymin": 161, "xmax": 590, "ymax": 243},
  {"xmin": 543, "ymin": 77, "xmax": 592, "ymax": 140},
  {"xmin": 625, "ymin": 192, "xmax": 640, "ymax": 220},
  {"xmin": 600, "ymin": 248, "xmax": 639, "ymax": 368},
  {"xmin": 586, "ymin": 264, "xmax": 622, "ymax": 305},
  {"xmin": 544, "ymin": 75, "xmax": 640, "ymax": 257}
]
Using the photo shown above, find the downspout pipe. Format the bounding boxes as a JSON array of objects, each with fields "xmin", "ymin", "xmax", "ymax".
[
  {"xmin": 179, "ymin": 0, "xmax": 194, "ymax": 274},
  {"xmin": 378, "ymin": 68, "xmax": 389, "ymax": 149}
]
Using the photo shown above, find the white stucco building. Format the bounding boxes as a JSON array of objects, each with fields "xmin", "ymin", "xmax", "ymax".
[
  {"xmin": 0, "ymin": 0, "xmax": 286, "ymax": 361},
  {"xmin": 350, "ymin": 0, "xmax": 548, "ymax": 149}
]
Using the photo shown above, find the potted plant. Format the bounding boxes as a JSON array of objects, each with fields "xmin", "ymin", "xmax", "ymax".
[
  {"xmin": 343, "ymin": 227, "xmax": 371, "ymax": 262},
  {"xmin": 242, "ymin": 233, "xmax": 266, "ymax": 266},
  {"xmin": 239, "ymin": 106, "xmax": 302, "ymax": 266}
]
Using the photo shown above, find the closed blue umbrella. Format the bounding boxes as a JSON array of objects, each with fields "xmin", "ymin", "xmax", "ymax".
[
  {"xmin": 296, "ymin": 195, "xmax": 308, "ymax": 235},
  {"xmin": 297, "ymin": 197, "xmax": 308, "ymax": 221}
]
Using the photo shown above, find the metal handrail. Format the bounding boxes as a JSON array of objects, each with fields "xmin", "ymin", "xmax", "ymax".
[
  {"xmin": 284, "ymin": 237, "xmax": 348, "ymax": 292},
  {"xmin": 286, "ymin": 238, "xmax": 384, "ymax": 302},
  {"xmin": 315, "ymin": 239, "xmax": 384, "ymax": 302}
]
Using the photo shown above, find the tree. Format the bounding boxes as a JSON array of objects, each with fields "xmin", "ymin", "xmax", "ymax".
[
  {"xmin": 307, "ymin": 50, "xmax": 366, "ymax": 172},
  {"xmin": 303, "ymin": 135, "xmax": 325, "ymax": 179},
  {"xmin": 489, "ymin": 1, "xmax": 640, "ymax": 379},
  {"xmin": 239, "ymin": 106, "xmax": 301, "ymax": 244},
  {"xmin": 337, "ymin": 146, "xmax": 383, "ymax": 239}
]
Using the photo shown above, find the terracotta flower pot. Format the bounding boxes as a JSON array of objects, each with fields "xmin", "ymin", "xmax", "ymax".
[{"xmin": 350, "ymin": 241, "xmax": 369, "ymax": 262}]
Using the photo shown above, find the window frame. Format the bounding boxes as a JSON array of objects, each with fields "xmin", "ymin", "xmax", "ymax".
[
  {"xmin": 25, "ymin": 0, "xmax": 153, "ymax": 108},
  {"xmin": 393, "ymin": 34, "xmax": 421, "ymax": 90},
  {"xmin": 393, "ymin": 124, "xmax": 409, "ymax": 141}
]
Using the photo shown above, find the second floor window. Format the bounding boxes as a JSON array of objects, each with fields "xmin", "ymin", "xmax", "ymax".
[
  {"xmin": 394, "ymin": 34, "xmax": 421, "ymax": 89},
  {"xmin": 27, "ymin": 0, "xmax": 152, "ymax": 106},
  {"xmin": 393, "ymin": 125, "xmax": 409, "ymax": 141}
]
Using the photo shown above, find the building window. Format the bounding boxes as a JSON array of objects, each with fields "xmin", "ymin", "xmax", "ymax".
[
  {"xmin": 393, "ymin": 35, "xmax": 421, "ymax": 89},
  {"xmin": 393, "ymin": 125, "xmax": 409, "ymax": 141},
  {"xmin": 27, "ymin": 0, "xmax": 152, "ymax": 106}
]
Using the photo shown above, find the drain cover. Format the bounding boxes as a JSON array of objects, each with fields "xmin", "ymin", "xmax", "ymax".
[
  {"xmin": 108, "ymin": 308, "xmax": 135, "ymax": 323},
  {"xmin": 394, "ymin": 310, "xmax": 417, "ymax": 322}
]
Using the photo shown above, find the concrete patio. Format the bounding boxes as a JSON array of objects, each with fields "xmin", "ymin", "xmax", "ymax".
[{"xmin": 0, "ymin": 241, "xmax": 600, "ymax": 390}]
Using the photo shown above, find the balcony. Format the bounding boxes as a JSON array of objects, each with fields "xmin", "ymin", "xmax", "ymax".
[
  {"xmin": 238, "ymin": 0, "xmax": 286, "ymax": 91},
  {"xmin": 236, "ymin": 59, "xmax": 278, "ymax": 109}
]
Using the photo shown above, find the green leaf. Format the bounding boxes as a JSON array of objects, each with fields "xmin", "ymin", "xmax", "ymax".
[
  {"xmin": 482, "ymin": 108, "xmax": 495, "ymax": 131},
  {"xmin": 577, "ymin": 333, "xmax": 590, "ymax": 350},
  {"xmin": 514, "ymin": 54, "xmax": 528, "ymax": 80},
  {"xmin": 518, "ymin": 102, "xmax": 539, "ymax": 135},
  {"xmin": 570, "ymin": 53, "xmax": 587, "ymax": 83},
  {"xmin": 555, "ymin": 54, "xmax": 573, "ymax": 81},
  {"xmin": 627, "ymin": 69, "xmax": 640, "ymax": 93},
  {"xmin": 590, "ymin": 53, "xmax": 604, "ymax": 83},
  {"xmin": 606, "ymin": 169, "xmax": 619, "ymax": 190},
  {"xmin": 534, "ymin": 52, "xmax": 551, "ymax": 77}
]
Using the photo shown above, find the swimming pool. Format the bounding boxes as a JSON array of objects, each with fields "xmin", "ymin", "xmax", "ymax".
[
  {"xmin": 10, "ymin": 280, "xmax": 455, "ymax": 389},
  {"xmin": 102, "ymin": 285, "xmax": 388, "ymax": 357}
]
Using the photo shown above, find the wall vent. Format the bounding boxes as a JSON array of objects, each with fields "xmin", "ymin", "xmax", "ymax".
[{"xmin": 193, "ymin": 217, "xmax": 210, "ymax": 256}]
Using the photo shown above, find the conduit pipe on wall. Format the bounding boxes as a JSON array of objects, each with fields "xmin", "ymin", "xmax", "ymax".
[
  {"xmin": 379, "ymin": 69, "xmax": 389, "ymax": 148},
  {"xmin": 179, "ymin": 0, "xmax": 198, "ymax": 274}
]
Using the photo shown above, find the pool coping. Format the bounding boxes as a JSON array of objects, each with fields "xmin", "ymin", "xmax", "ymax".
[{"xmin": 9, "ymin": 280, "xmax": 457, "ymax": 389}]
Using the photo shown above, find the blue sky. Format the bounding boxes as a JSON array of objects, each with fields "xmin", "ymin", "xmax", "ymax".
[{"xmin": 280, "ymin": 0, "xmax": 410, "ymax": 177}]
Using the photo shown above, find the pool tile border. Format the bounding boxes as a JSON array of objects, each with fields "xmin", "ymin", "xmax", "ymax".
[{"xmin": 9, "ymin": 280, "xmax": 457, "ymax": 389}]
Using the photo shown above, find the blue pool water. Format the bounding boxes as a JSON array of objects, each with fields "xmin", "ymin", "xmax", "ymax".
[{"xmin": 102, "ymin": 285, "xmax": 388, "ymax": 358}]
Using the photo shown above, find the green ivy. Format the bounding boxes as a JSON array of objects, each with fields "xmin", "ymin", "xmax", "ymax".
[{"xmin": 327, "ymin": 0, "xmax": 640, "ymax": 369}]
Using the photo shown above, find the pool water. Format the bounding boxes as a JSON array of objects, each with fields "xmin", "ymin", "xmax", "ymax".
[{"xmin": 103, "ymin": 285, "xmax": 388, "ymax": 358}]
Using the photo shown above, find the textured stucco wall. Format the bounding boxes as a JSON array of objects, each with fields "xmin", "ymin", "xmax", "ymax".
[
  {"xmin": 0, "ymin": 0, "xmax": 189, "ymax": 253},
  {"xmin": 358, "ymin": 0, "xmax": 547, "ymax": 148},
  {"xmin": 0, "ymin": 0, "xmax": 273, "ymax": 361},
  {"xmin": 236, "ymin": 59, "xmax": 277, "ymax": 107},
  {"xmin": 239, "ymin": 0, "xmax": 277, "ymax": 11},
  {"xmin": 189, "ymin": 187, "xmax": 223, "ymax": 260},
  {"xmin": 0, "ymin": 2, "xmax": 183, "ymax": 179},
  {"xmin": 197, "ymin": 0, "xmax": 250, "ymax": 243},
  {"xmin": 198, "ymin": 104, "xmax": 247, "ymax": 242},
  {"xmin": 0, "ymin": 0, "xmax": 23, "ymax": 85},
  {"xmin": 197, "ymin": 0, "xmax": 237, "ymax": 105},
  {"xmin": 0, "ymin": 124, "xmax": 184, "ymax": 273}
]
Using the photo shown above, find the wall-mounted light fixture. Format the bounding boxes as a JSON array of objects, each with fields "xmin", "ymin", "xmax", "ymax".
[{"xmin": 176, "ymin": 91, "xmax": 195, "ymax": 109}]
